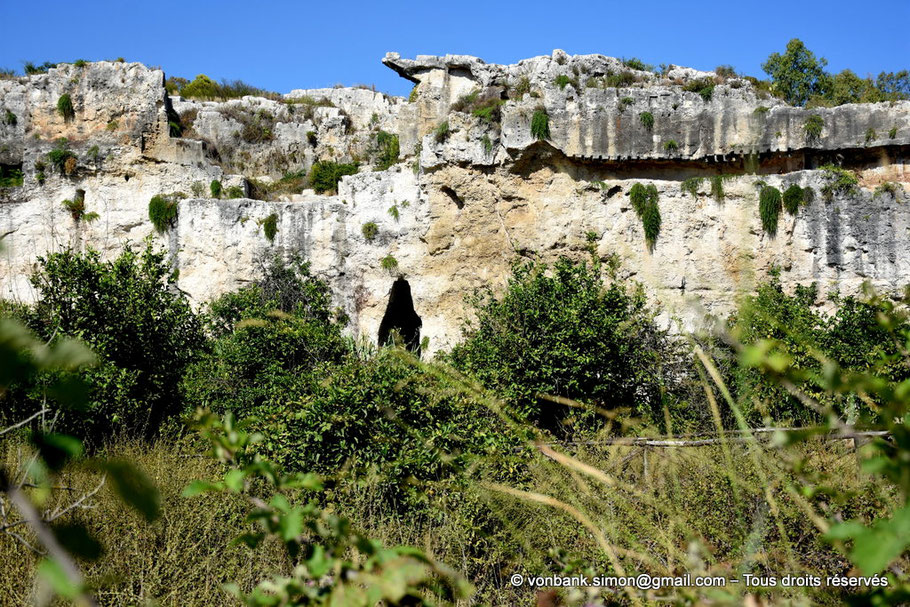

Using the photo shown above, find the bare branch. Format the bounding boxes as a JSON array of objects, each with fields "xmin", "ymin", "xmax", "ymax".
[{"xmin": 0, "ymin": 408, "xmax": 50, "ymax": 437}]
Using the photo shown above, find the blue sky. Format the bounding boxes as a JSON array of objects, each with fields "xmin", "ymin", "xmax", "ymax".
[{"xmin": 1, "ymin": 0, "xmax": 907, "ymax": 98}]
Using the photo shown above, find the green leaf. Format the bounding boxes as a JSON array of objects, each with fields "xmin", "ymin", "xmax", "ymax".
[
  {"xmin": 37, "ymin": 558, "xmax": 80, "ymax": 600},
  {"xmin": 278, "ymin": 507, "xmax": 303, "ymax": 542},
  {"xmin": 826, "ymin": 505, "xmax": 910, "ymax": 574},
  {"xmin": 230, "ymin": 532, "xmax": 265, "ymax": 549},
  {"xmin": 223, "ymin": 469, "xmax": 246, "ymax": 492},
  {"xmin": 182, "ymin": 480, "xmax": 224, "ymax": 497},
  {"xmin": 52, "ymin": 522, "xmax": 103, "ymax": 560},
  {"xmin": 30, "ymin": 432, "xmax": 83, "ymax": 471},
  {"xmin": 98, "ymin": 459, "xmax": 160, "ymax": 521}
]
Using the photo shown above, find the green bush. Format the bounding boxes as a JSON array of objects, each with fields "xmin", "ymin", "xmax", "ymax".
[
  {"xmin": 865, "ymin": 128, "xmax": 876, "ymax": 143},
  {"xmin": 183, "ymin": 257, "xmax": 347, "ymax": 423},
  {"xmin": 361, "ymin": 221, "xmax": 378, "ymax": 242},
  {"xmin": 759, "ymin": 185, "xmax": 782, "ymax": 235},
  {"xmin": 225, "ymin": 185, "xmax": 244, "ymax": 199},
  {"xmin": 664, "ymin": 139, "xmax": 679, "ymax": 153},
  {"xmin": 450, "ymin": 256, "xmax": 678, "ymax": 430},
  {"xmin": 57, "ymin": 94, "xmax": 74, "ymax": 121},
  {"xmin": 4, "ymin": 244, "xmax": 204, "ymax": 440},
  {"xmin": 889, "ymin": 126, "xmax": 898, "ymax": 139},
  {"xmin": 804, "ymin": 114, "xmax": 824, "ymax": 142},
  {"xmin": 820, "ymin": 164, "xmax": 859, "ymax": 200},
  {"xmin": 0, "ymin": 166, "xmax": 23, "ymax": 187},
  {"xmin": 373, "ymin": 130, "xmax": 399, "ymax": 171},
  {"xmin": 433, "ymin": 121, "xmax": 449, "ymax": 143},
  {"xmin": 639, "ymin": 111, "xmax": 654, "ymax": 130},
  {"xmin": 148, "ymin": 195, "xmax": 178, "ymax": 233},
  {"xmin": 178, "ymin": 74, "xmax": 220, "ymax": 99},
  {"xmin": 681, "ymin": 177, "xmax": 702, "ymax": 197},
  {"xmin": 554, "ymin": 74, "xmax": 577, "ymax": 90},
  {"xmin": 530, "ymin": 108, "xmax": 549, "ymax": 140},
  {"xmin": 307, "ymin": 160, "xmax": 358, "ymax": 194},
  {"xmin": 209, "ymin": 179, "xmax": 222, "ymax": 198},
  {"xmin": 622, "ymin": 57, "xmax": 653, "ymax": 72},
  {"xmin": 710, "ymin": 175, "xmax": 729, "ymax": 201},
  {"xmin": 783, "ymin": 184, "xmax": 807, "ymax": 214},
  {"xmin": 618, "ymin": 96, "xmax": 634, "ymax": 111},
  {"xmin": 683, "ymin": 78, "xmax": 715, "ymax": 101},
  {"xmin": 761, "ymin": 38, "xmax": 830, "ymax": 106},
  {"xmin": 380, "ymin": 254, "xmax": 398, "ymax": 272},
  {"xmin": 3, "ymin": 109, "xmax": 16, "ymax": 125},
  {"xmin": 262, "ymin": 212, "xmax": 278, "ymax": 242},
  {"xmin": 47, "ymin": 139, "xmax": 76, "ymax": 175},
  {"xmin": 629, "ymin": 183, "xmax": 661, "ymax": 248}
]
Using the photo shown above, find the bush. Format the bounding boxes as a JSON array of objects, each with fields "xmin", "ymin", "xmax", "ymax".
[
  {"xmin": 433, "ymin": 121, "xmax": 449, "ymax": 143},
  {"xmin": 759, "ymin": 185, "xmax": 782, "ymax": 235},
  {"xmin": 450, "ymin": 257, "xmax": 678, "ymax": 430},
  {"xmin": 5, "ymin": 244, "xmax": 204, "ymax": 440},
  {"xmin": 639, "ymin": 111, "xmax": 654, "ymax": 130},
  {"xmin": 225, "ymin": 185, "xmax": 244, "ymax": 199},
  {"xmin": 148, "ymin": 195, "xmax": 178, "ymax": 233},
  {"xmin": 262, "ymin": 213, "xmax": 278, "ymax": 242},
  {"xmin": 683, "ymin": 78, "xmax": 715, "ymax": 101},
  {"xmin": 761, "ymin": 38, "xmax": 830, "ymax": 106},
  {"xmin": 0, "ymin": 166, "xmax": 23, "ymax": 187},
  {"xmin": 361, "ymin": 221, "xmax": 378, "ymax": 241},
  {"xmin": 820, "ymin": 164, "xmax": 859, "ymax": 200},
  {"xmin": 209, "ymin": 179, "xmax": 222, "ymax": 198},
  {"xmin": 783, "ymin": 184, "xmax": 807, "ymax": 214},
  {"xmin": 681, "ymin": 177, "xmax": 702, "ymax": 197},
  {"xmin": 622, "ymin": 57, "xmax": 653, "ymax": 72},
  {"xmin": 307, "ymin": 161, "xmax": 358, "ymax": 194},
  {"xmin": 629, "ymin": 183, "xmax": 661, "ymax": 248},
  {"xmin": 373, "ymin": 130, "xmax": 399, "ymax": 171},
  {"xmin": 380, "ymin": 254, "xmax": 398, "ymax": 272},
  {"xmin": 57, "ymin": 94, "xmax": 75, "ymax": 121},
  {"xmin": 710, "ymin": 175, "xmax": 729, "ymax": 201},
  {"xmin": 47, "ymin": 139, "xmax": 77, "ymax": 175},
  {"xmin": 804, "ymin": 114, "xmax": 824, "ymax": 142},
  {"xmin": 183, "ymin": 257, "xmax": 347, "ymax": 422},
  {"xmin": 618, "ymin": 96, "xmax": 634, "ymax": 111},
  {"xmin": 178, "ymin": 74, "xmax": 220, "ymax": 99},
  {"xmin": 554, "ymin": 75, "xmax": 577, "ymax": 90},
  {"xmin": 664, "ymin": 139, "xmax": 679, "ymax": 153},
  {"xmin": 530, "ymin": 108, "xmax": 549, "ymax": 140},
  {"xmin": 3, "ymin": 109, "xmax": 16, "ymax": 125}
]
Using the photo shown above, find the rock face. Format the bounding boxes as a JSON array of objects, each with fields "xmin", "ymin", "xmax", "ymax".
[{"xmin": 1, "ymin": 53, "xmax": 909, "ymax": 354}]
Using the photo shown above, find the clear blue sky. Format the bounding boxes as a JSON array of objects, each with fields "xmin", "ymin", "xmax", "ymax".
[{"xmin": 1, "ymin": 0, "xmax": 907, "ymax": 98}]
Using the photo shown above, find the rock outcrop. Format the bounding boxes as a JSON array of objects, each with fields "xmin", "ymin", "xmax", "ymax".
[{"xmin": 1, "ymin": 53, "xmax": 908, "ymax": 353}]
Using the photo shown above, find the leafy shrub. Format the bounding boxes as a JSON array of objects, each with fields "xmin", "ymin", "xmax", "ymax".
[
  {"xmin": 603, "ymin": 71, "xmax": 637, "ymax": 87},
  {"xmin": 753, "ymin": 106, "xmax": 770, "ymax": 115},
  {"xmin": 622, "ymin": 57, "xmax": 653, "ymax": 72},
  {"xmin": 225, "ymin": 185, "xmax": 244, "ymax": 199},
  {"xmin": 46, "ymin": 139, "xmax": 77, "ymax": 175},
  {"xmin": 820, "ymin": 164, "xmax": 859, "ymax": 200},
  {"xmin": 759, "ymin": 185, "xmax": 782, "ymax": 235},
  {"xmin": 639, "ymin": 111, "xmax": 654, "ymax": 130},
  {"xmin": 804, "ymin": 114, "xmax": 824, "ymax": 142},
  {"xmin": 183, "ymin": 257, "xmax": 347, "ymax": 422},
  {"xmin": 6, "ymin": 244, "xmax": 204, "ymax": 440},
  {"xmin": 0, "ymin": 166, "xmax": 23, "ymax": 187},
  {"xmin": 3, "ymin": 109, "xmax": 16, "ymax": 125},
  {"xmin": 782, "ymin": 184, "xmax": 807, "ymax": 214},
  {"xmin": 481, "ymin": 134, "xmax": 493, "ymax": 154},
  {"xmin": 470, "ymin": 97, "xmax": 505, "ymax": 124},
  {"xmin": 664, "ymin": 139, "xmax": 679, "ymax": 153},
  {"xmin": 361, "ymin": 221, "xmax": 378, "ymax": 241},
  {"xmin": 433, "ymin": 121, "xmax": 449, "ymax": 143},
  {"xmin": 761, "ymin": 38, "xmax": 830, "ymax": 106},
  {"xmin": 57, "ymin": 94, "xmax": 75, "ymax": 121},
  {"xmin": 715, "ymin": 65, "xmax": 737, "ymax": 78},
  {"xmin": 683, "ymin": 78, "xmax": 715, "ymax": 101},
  {"xmin": 306, "ymin": 130, "xmax": 317, "ymax": 146},
  {"xmin": 681, "ymin": 177, "xmax": 702, "ymax": 197},
  {"xmin": 307, "ymin": 161, "xmax": 358, "ymax": 194},
  {"xmin": 262, "ymin": 213, "xmax": 278, "ymax": 242},
  {"xmin": 554, "ymin": 75, "xmax": 577, "ymax": 90},
  {"xmin": 373, "ymin": 130, "xmax": 399, "ymax": 171},
  {"xmin": 380, "ymin": 254, "xmax": 398, "ymax": 272},
  {"xmin": 530, "ymin": 108, "xmax": 549, "ymax": 140},
  {"xmin": 873, "ymin": 181, "xmax": 901, "ymax": 200},
  {"xmin": 148, "ymin": 195, "xmax": 178, "ymax": 233},
  {"xmin": 62, "ymin": 192, "xmax": 85, "ymax": 220},
  {"xmin": 629, "ymin": 182, "xmax": 661, "ymax": 248},
  {"xmin": 178, "ymin": 74, "xmax": 220, "ymax": 99},
  {"xmin": 23, "ymin": 61, "xmax": 57, "ymax": 74},
  {"xmin": 618, "ymin": 96, "xmax": 634, "ymax": 111},
  {"xmin": 387, "ymin": 204, "xmax": 399, "ymax": 221},
  {"xmin": 450, "ymin": 256, "xmax": 678, "ymax": 430},
  {"xmin": 209, "ymin": 179, "xmax": 222, "ymax": 198},
  {"xmin": 710, "ymin": 175, "xmax": 729, "ymax": 201},
  {"xmin": 510, "ymin": 76, "xmax": 531, "ymax": 100}
]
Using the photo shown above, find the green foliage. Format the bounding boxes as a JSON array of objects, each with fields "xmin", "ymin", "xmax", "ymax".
[
  {"xmin": 759, "ymin": 185, "xmax": 782, "ymax": 235},
  {"xmin": 710, "ymin": 174, "xmax": 730, "ymax": 201},
  {"xmin": 450, "ymin": 257, "xmax": 676, "ymax": 429},
  {"xmin": 530, "ymin": 108, "xmax": 549, "ymax": 140},
  {"xmin": 178, "ymin": 74, "xmax": 220, "ymax": 99},
  {"xmin": 889, "ymin": 126, "xmax": 898, "ymax": 139},
  {"xmin": 820, "ymin": 164, "xmax": 859, "ymax": 200},
  {"xmin": 56, "ymin": 94, "xmax": 74, "ymax": 122},
  {"xmin": 510, "ymin": 76, "xmax": 531, "ymax": 100},
  {"xmin": 782, "ymin": 183, "xmax": 807, "ymax": 214},
  {"xmin": 664, "ymin": 139, "xmax": 679, "ymax": 153},
  {"xmin": 183, "ymin": 257, "xmax": 347, "ymax": 423},
  {"xmin": 148, "ymin": 195, "xmax": 178, "ymax": 233},
  {"xmin": 4, "ymin": 244, "xmax": 204, "ymax": 440},
  {"xmin": 306, "ymin": 130, "xmax": 317, "ymax": 146},
  {"xmin": 629, "ymin": 183, "xmax": 661, "ymax": 248},
  {"xmin": 3, "ymin": 109, "xmax": 16, "ymax": 125},
  {"xmin": 184, "ymin": 410, "xmax": 469, "ymax": 605},
  {"xmin": 865, "ymin": 127, "xmax": 876, "ymax": 143},
  {"xmin": 380, "ymin": 254, "xmax": 398, "ymax": 272},
  {"xmin": 387, "ymin": 204, "xmax": 399, "ymax": 222},
  {"xmin": 622, "ymin": 57, "xmax": 653, "ymax": 72},
  {"xmin": 753, "ymin": 105, "xmax": 770, "ymax": 115},
  {"xmin": 0, "ymin": 166, "xmax": 23, "ymax": 187},
  {"xmin": 307, "ymin": 161, "xmax": 358, "ymax": 194},
  {"xmin": 681, "ymin": 177, "xmax": 702, "ymax": 197},
  {"xmin": 47, "ymin": 139, "xmax": 76, "ymax": 175},
  {"xmin": 408, "ymin": 85, "xmax": 418, "ymax": 102},
  {"xmin": 225, "ymin": 185, "xmax": 244, "ymax": 199},
  {"xmin": 209, "ymin": 179, "xmax": 222, "ymax": 198},
  {"xmin": 481, "ymin": 134, "xmax": 493, "ymax": 155},
  {"xmin": 24, "ymin": 61, "xmax": 57, "ymax": 75},
  {"xmin": 361, "ymin": 221, "xmax": 378, "ymax": 242},
  {"xmin": 261, "ymin": 213, "xmax": 278, "ymax": 242},
  {"xmin": 804, "ymin": 114, "xmax": 824, "ymax": 142},
  {"xmin": 761, "ymin": 38, "xmax": 829, "ymax": 106},
  {"xmin": 683, "ymin": 78, "xmax": 715, "ymax": 101},
  {"xmin": 554, "ymin": 74, "xmax": 577, "ymax": 90},
  {"xmin": 61, "ymin": 191, "xmax": 87, "ymax": 221},
  {"xmin": 618, "ymin": 96, "xmax": 634, "ymax": 111},
  {"xmin": 638, "ymin": 111, "xmax": 654, "ymax": 130},
  {"xmin": 373, "ymin": 130, "xmax": 399, "ymax": 171},
  {"xmin": 433, "ymin": 121, "xmax": 449, "ymax": 143},
  {"xmin": 873, "ymin": 181, "xmax": 901, "ymax": 200}
]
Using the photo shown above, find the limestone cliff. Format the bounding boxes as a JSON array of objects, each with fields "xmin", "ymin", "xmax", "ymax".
[{"xmin": 1, "ymin": 52, "xmax": 908, "ymax": 353}]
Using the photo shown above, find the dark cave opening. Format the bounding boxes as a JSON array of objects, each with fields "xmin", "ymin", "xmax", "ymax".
[{"xmin": 377, "ymin": 278, "xmax": 422, "ymax": 354}]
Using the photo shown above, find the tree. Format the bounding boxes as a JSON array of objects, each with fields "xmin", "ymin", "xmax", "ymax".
[
  {"xmin": 5, "ymin": 243, "xmax": 204, "ymax": 440},
  {"xmin": 450, "ymin": 256, "xmax": 682, "ymax": 432},
  {"xmin": 761, "ymin": 38, "xmax": 830, "ymax": 106},
  {"xmin": 179, "ymin": 74, "xmax": 220, "ymax": 99}
]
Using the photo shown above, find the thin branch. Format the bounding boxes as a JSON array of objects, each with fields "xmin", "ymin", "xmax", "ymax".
[
  {"xmin": 46, "ymin": 478, "xmax": 105, "ymax": 523},
  {"xmin": 0, "ymin": 408, "xmax": 50, "ymax": 437}
]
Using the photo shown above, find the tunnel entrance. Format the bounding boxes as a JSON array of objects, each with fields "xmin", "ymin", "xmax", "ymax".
[{"xmin": 377, "ymin": 278, "xmax": 422, "ymax": 354}]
